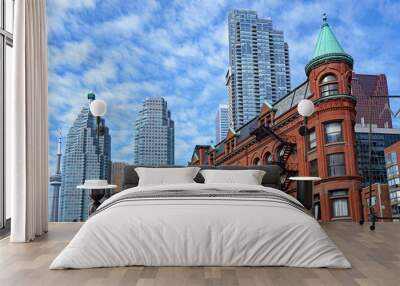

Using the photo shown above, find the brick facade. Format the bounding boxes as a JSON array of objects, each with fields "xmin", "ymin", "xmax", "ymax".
[
  {"xmin": 384, "ymin": 141, "xmax": 400, "ymax": 218},
  {"xmin": 191, "ymin": 20, "xmax": 363, "ymax": 223},
  {"xmin": 361, "ymin": 184, "xmax": 392, "ymax": 221}
]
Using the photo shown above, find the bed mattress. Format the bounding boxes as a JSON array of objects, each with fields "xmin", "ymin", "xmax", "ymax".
[{"xmin": 50, "ymin": 183, "xmax": 350, "ymax": 269}]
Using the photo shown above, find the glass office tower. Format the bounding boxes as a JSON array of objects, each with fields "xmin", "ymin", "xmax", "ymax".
[
  {"xmin": 227, "ymin": 10, "xmax": 291, "ymax": 129},
  {"xmin": 58, "ymin": 94, "xmax": 111, "ymax": 222},
  {"xmin": 355, "ymin": 124, "xmax": 400, "ymax": 187},
  {"xmin": 134, "ymin": 97, "xmax": 174, "ymax": 166},
  {"xmin": 215, "ymin": 104, "xmax": 229, "ymax": 143}
]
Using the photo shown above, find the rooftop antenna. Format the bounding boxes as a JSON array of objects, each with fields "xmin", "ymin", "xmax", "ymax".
[{"xmin": 55, "ymin": 129, "xmax": 62, "ymax": 174}]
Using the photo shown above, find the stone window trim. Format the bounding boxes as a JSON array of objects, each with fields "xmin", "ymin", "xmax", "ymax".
[
  {"xmin": 329, "ymin": 189, "xmax": 350, "ymax": 218},
  {"xmin": 324, "ymin": 121, "xmax": 344, "ymax": 145},
  {"xmin": 319, "ymin": 73, "xmax": 339, "ymax": 97}
]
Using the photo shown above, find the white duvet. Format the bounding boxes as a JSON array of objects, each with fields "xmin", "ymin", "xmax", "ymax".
[{"xmin": 50, "ymin": 183, "xmax": 351, "ymax": 269}]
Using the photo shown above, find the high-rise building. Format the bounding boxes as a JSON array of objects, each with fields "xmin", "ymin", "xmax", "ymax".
[
  {"xmin": 355, "ymin": 124, "xmax": 400, "ymax": 187},
  {"xmin": 58, "ymin": 93, "xmax": 111, "ymax": 222},
  {"xmin": 215, "ymin": 104, "xmax": 229, "ymax": 143},
  {"xmin": 352, "ymin": 73, "xmax": 392, "ymax": 128},
  {"xmin": 227, "ymin": 9, "xmax": 291, "ymax": 129},
  {"xmin": 49, "ymin": 130, "xmax": 62, "ymax": 221},
  {"xmin": 134, "ymin": 97, "xmax": 174, "ymax": 166},
  {"xmin": 111, "ymin": 162, "xmax": 128, "ymax": 193}
]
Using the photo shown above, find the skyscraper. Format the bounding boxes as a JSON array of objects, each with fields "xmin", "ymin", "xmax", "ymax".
[
  {"xmin": 227, "ymin": 9, "xmax": 291, "ymax": 129},
  {"xmin": 134, "ymin": 97, "xmax": 174, "ymax": 166},
  {"xmin": 58, "ymin": 93, "xmax": 111, "ymax": 222},
  {"xmin": 355, "ymin": 124, "xmax": 400, "ymax": 187},
  {"xmin": 215, "ymin": 104, "xmax": 229, "ymax": 143},
  {"xmin": 352, "ymin": 73, "xmax": 392, "ymax": 129},
  {"xmin": 48, "ymin": 130, "xmax": 62, "ymax": 221}
]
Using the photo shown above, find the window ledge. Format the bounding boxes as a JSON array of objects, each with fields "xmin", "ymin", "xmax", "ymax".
[
  {"xmin": 331, "ymin": 216, "xmax": 352, "ymax": 221},
  {"xmin": 307, "ymin": 149, "xmax": 317, "ymax": 155},
  {"xmin": 325, "ymin": 142, "xmax": 345, "ymax": 147}
]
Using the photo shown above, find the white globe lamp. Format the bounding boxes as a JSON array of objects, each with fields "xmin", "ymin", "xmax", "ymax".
[
  {"xmin": 297, "ymin": 99, "xmax": 314, "ymax": 117},
  {"xmin": 89, "ymin": 99, "xmax": 107, "ymax": 140},
  {"xmin": 90, "ymin": 99, "xmax": 107, "ymax": 117}
]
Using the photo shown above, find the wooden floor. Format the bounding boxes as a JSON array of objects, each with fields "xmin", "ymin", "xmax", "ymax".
[{"xmin": 0, "ymin": 222, "xmax": 399, "ymax": 286}]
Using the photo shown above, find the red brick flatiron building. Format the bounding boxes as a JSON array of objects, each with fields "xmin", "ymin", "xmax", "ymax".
[{"xmin": 191, "ymin": 17, "xmax": 363, "ymax": 223}]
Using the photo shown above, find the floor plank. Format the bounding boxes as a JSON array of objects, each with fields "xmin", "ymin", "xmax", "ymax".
[{"xmin": 0, "ymin": 222, "xmax": 399, "ymax": 286}]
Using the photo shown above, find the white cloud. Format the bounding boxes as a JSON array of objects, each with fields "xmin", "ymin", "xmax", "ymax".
[
  {"xmin": 48, "ymin": 0, "xmax": 400, "ymax": 167},
  {"xmin": 83, "ymin": 60, "xmax": 117, "ymax": 87},
  {"xmin": 52, "ymin": 0, "xmax": 96, "ymax": 10},
  {"xmin": 162, "ymin": 57, "xmax": 178, "ymax": 71},
  {"xmin": 47, "ymin": 0, "xmax": 96, "ymax": 35},
  {"xmin": 49, "ymin": 39, "xmax": 93, "ymax": 69},
  {"xmin": 94, "ymin": 14, "xmax": 142, "ymax": 37}
]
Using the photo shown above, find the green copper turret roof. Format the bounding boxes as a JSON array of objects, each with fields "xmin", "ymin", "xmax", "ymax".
[
  {"xmin": 87, "ymin": 92, "xmax": 96, "ymax": 101},
  {"xmin": 305, "ymin": 14, "xmax": 353, "ymax": 74}
]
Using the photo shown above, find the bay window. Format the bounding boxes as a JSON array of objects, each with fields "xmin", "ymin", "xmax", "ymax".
[
  {"xmin": 330, "ymin": 190, "xmax": 349, "ymax": 218},
  {"xmin": 308, "ymin": 128, "xmax": 316, "ymax": 150},
  {"xmin": 325, "ymin": 122, "xmax": 343, "ymax": 144},
  {"xmin": 327, "ymin": 153, "xmax": 346, "ymax": 177},
  {"xmin": 309, "ymin": 159, "xmax": 318, "ymax": 177}
]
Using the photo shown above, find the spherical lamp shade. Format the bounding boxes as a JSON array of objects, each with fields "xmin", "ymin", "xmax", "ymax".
[
  {"xmin": 297, "ymin": 99, "xmax": 314, "ymax": 117},
  {"xmin": 90, "ymin": 99, "xmax": 107, "ymax": 117}
]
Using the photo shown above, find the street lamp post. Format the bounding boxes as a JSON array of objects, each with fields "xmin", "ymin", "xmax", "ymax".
[
  {"xmin": 289, "ymin": 99, "xmax": 321, "ymax": 211},
  {"xmin": 90, "ymin": 99, "xmax": 107, "ymax": 163},
  {"xmin": 297, "ymin": 99, "xmax": 315, "ymax": 167}
]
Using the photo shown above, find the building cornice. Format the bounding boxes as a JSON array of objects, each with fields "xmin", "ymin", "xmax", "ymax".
[
  {"xmin": 213, "ymin": 94, "xmax": 357, "ymax": 165},
  {"xmin": 313, "ymin": 94, "xmax": 356, "ymax": 105},
  {"xmin": 305, "ymin": 53, "xmax": 354, "ymax": 75}
]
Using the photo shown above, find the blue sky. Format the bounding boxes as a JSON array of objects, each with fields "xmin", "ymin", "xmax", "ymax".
[{"xmin": 47, "ymin": 0, "xmax": 400, "ymax": 172}]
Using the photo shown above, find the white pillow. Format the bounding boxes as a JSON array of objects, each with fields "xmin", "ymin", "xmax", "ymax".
[
  {"xmin": 200, "ymin": 169, "xmax": 266, "ymax": 185},
  {"xmin": 135, "ymin": 167, "xmax": 200, "ymax": 186}
]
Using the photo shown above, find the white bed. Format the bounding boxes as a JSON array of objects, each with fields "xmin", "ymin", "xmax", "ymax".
[{"xmin": 50, "ymin": 183, "xmax": 351, "ymax": 269}]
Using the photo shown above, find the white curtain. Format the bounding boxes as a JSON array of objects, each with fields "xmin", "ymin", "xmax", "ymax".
[
  {"xmin": 9, "ymin": 0, "xmax": 48, "ymax": 242},
  {"xmin": 332, "ymin": 199, "xmax": 349, "ymax": 218}
]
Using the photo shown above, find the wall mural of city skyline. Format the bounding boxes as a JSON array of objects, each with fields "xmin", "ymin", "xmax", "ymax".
[{"xmin": 47, "ymin": 0, "xmax": 400, "ymax": 174}]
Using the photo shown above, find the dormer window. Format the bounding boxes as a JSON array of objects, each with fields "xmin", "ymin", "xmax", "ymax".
[{"xmin": 319, "ymin": 74, "xmax": 338, "ymax": 97}]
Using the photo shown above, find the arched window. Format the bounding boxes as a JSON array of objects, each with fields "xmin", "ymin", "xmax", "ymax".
[
  {"xmin": 319, "ymin": 74, "xmax": 338, "ymax": 97},
  {"xmin": 253, "ymin": 157, "xmax": 261, "ymax": 166},
  {"xmin": 263, "ymin": 152, "xmax": 273, "ymax": 164}
]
